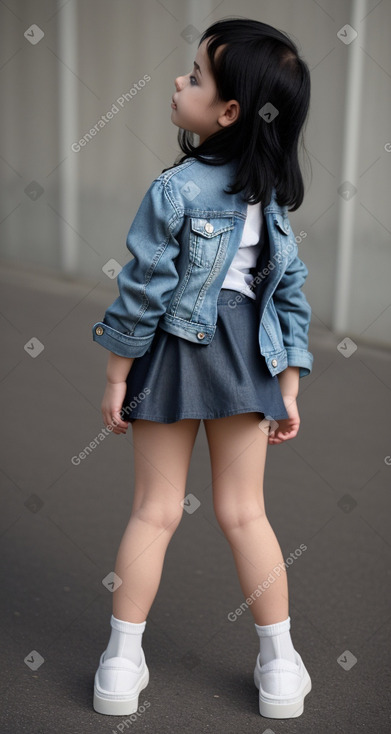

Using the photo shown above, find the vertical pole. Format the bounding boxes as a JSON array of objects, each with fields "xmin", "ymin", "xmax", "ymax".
[
  {"xmin": 57, "ymin": 0, "xmax": 79, "ymax": 274},
  {"xmin": 332, "ymin": 0, "xmax": 366, "ymax": 333}
]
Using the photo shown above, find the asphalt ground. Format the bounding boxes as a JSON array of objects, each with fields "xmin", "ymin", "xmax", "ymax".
[{"xmin": 0, "ymin": 261, "xmax": 390, "ymax": 734}]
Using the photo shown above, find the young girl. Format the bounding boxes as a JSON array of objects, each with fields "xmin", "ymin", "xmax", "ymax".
[{"xmin": 92, "ymin": 18, "xmax": 313, "ymax": 720}]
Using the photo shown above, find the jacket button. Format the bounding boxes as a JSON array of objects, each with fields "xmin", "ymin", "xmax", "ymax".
[
  {"xmin": 95, "ymin": 326, "xmax": 104, "ymax": 336},
  {"xmin": 197, "ymin": 332, "xmax": 205, "ymax": 340},
  {"xmin": 204, "ymin": 222, "xmax": 214, "ymax": 234},
  {"xmin": 271, "ymin": 358, "xmax": 278, "ymax": 367}
]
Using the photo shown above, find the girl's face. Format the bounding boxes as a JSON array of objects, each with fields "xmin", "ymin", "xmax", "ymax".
[{"xmin": 171, "ymin": 39, "xmax": 239, "ymax": 144}]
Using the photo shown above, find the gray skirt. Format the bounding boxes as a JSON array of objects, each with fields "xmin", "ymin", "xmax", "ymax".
[{"xmin": 121, "ymin": 288, "xmax": 289, "ymax": 424}]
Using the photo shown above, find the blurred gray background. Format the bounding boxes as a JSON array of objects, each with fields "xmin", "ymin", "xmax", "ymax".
[
  {"xmin": 1, "ymin": 0, "xmax": 391, "ymax": 341},
  {"xmin": 1, "ymin": 1, "xmax": 391, "ymax": 733}
]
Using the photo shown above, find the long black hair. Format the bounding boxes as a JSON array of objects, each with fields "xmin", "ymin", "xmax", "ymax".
[{"xmin": 173, "ymin": 18, "xmax": 311, "ymax": 211}]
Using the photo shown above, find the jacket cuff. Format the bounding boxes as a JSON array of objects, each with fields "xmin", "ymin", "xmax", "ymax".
[
  {"xmin": 285, "ymin": 347, "xmax": 314, "ymax": 378},
  {"xmin": 92, "ymin": 321, "xmax": 154, "ymax": 358}
]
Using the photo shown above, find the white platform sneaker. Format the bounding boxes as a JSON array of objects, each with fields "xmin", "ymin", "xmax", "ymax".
[
  {"xmin": 253, "ymin": 649, "xmax": 312, "ymax": 718},
  {"xmin": 93, "ymin": 648, "xmax": 149, "ymax": 716}
]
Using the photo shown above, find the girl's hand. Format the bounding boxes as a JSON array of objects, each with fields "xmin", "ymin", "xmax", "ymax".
[
  {"xmin": 268, "ymin": 395, "xmax": 300, "ymax": 444},
  {"xmin": 101, "ymin": 381, "xmax": 129, "ymax": 435}
]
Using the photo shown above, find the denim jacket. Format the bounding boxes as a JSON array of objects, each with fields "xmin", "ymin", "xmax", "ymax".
[{"xmin": 92, "ymin": 157, "xmax": 313, "ymax": 378}]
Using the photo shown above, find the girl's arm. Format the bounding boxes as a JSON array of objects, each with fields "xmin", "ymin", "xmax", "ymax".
[
  {"xmin": 277, "ymin": 365, "xmax": 299, "ymax": 399},
  {"xmin": 93, "ymin": 179, "xmax": 181, "ymax": 433},
  {"xmin": 272, "ymin": 248, "xmax": 313, "ymax": 378},
  {"xmin": 106, "ymin": 351, "xmax": 134, "ymax": 384},
  {"xmin": 101, "ymin": 352, "xmax": 134, "ymax": 435},
  {"xmin": 268, "ymin": 366, "xmax": 300, "ymax": 445}
]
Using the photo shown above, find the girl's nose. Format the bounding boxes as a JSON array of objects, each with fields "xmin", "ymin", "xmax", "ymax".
[{"xmin": 175, "ymin": 75, "xmax": 185, "ymax": 91}]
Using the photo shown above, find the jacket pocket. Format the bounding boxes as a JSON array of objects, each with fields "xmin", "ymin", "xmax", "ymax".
[{"xmin": 189, "ymin": 217, "xmax": 234, "ymax": 268}]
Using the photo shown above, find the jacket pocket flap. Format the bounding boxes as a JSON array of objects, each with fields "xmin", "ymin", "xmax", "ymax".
[
  {"xmin": 272, "ymin": 213, "xmax": 290, "ymax": 236},
  {"xmin": 190, "ymin": 217, "xmax": 235, "ymax": 238}
]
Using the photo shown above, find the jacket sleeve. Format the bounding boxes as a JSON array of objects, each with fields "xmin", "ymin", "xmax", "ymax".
[
  {"xmin": 273, "ymin": 246, "xmax": 314, "ymax": 378},
  {"xmin": 92, "ymin": 178, "xmax": 181, "ymax": 358}
]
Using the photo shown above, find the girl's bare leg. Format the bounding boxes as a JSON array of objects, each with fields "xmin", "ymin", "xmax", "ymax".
[
  {"xmin": 112, "ymin": 418, "xmax": 201, "ymax": 622},
  {"xmin": 204, "ymin": 412, "xmax": 289, "ymax": 626}
]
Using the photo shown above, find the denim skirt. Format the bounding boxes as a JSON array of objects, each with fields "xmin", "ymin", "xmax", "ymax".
[{"xmin": 121, "ymin": 288, "xmax": 289, "ymax": 424}]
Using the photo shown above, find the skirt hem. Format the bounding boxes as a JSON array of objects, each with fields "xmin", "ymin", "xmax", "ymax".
[{"xmin": 126, "ymin": 406, "xmax": 289, "ymax": 424}]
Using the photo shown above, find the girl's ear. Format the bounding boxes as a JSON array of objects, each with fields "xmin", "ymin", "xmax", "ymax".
[{"xmin": 217, "ymin": 99, "xmax": 240, "ymax": 128}]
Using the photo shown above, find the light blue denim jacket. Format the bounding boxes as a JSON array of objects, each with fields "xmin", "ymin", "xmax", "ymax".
[{"xmin": 92, "ymin": 157, "xmax": 313, "ymax": 378}]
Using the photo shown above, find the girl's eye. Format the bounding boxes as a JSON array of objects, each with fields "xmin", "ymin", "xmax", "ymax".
[{"xmin": 189, "ymin": 75, "xmax": 198, "ymax": 85}]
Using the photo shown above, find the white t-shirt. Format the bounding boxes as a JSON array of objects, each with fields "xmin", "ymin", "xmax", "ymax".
[{"xmin": 221, "ymin": 202, "xmax": 263, "ymax": 299}]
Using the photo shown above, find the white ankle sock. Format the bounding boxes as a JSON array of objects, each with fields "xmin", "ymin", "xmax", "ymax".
[
  {"xmin": 254, "ymin": 615, "xmax": 297, "ymax": 666},
  {"xmin": 105, "ymin": 614, "xmax": 146, "ymax": 666}
]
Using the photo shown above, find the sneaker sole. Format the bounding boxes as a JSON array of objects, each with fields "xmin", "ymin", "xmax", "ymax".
[
  {"xmin": 93, "ymin": 665, "xmax": 149, "ymax": 716},
  {"xmin": 254, "ymin": 664, "xmax": 312, "ymax": 719}
]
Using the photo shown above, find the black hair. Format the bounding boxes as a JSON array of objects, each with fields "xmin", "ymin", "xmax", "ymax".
[{"xmin": 173, "ymin": 18, "xmax": 311, "ymax": 211}]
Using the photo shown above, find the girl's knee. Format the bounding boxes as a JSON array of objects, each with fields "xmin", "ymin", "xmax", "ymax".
[
  {"xmin": 214, "ymin": 497, "xmax": 266, "ymax": 533},
  {"xmin": 132, "ymin": 498, "xmax": 183, "ymax": 532}
]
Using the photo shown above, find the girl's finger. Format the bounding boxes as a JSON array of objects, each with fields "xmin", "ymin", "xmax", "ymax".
[{"xmin": 112, "ymin": 411, "xmax": 128, "ymax": 430}]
